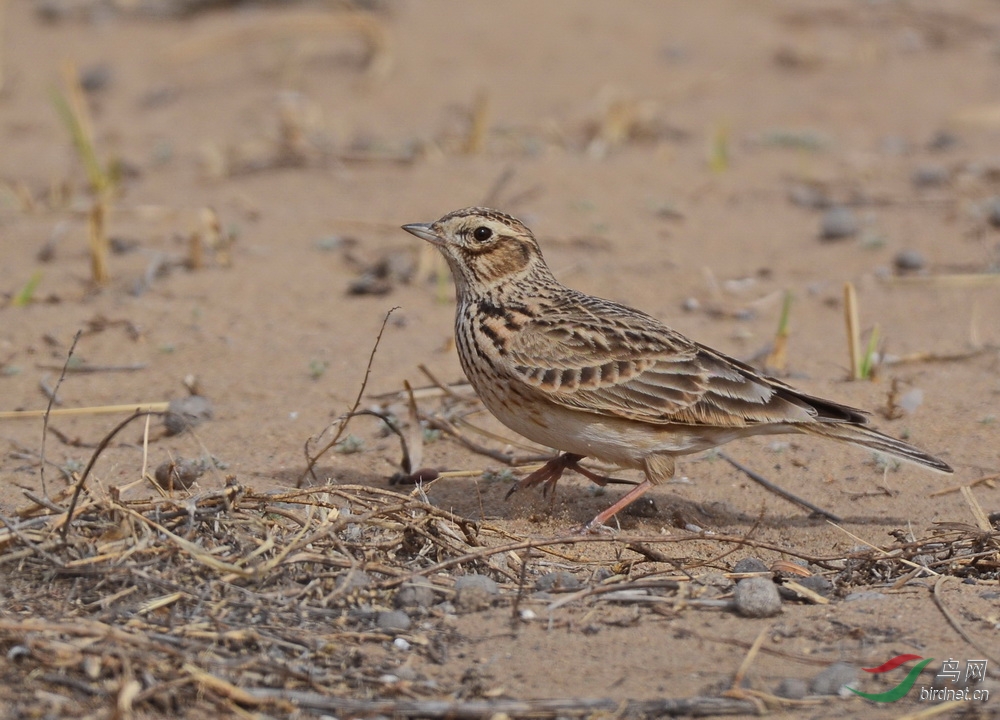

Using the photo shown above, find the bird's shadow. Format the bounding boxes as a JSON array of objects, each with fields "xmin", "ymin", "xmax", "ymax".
[{"xmin": 266, "ymin": 467, "xmax": 910, "ymax": 530}]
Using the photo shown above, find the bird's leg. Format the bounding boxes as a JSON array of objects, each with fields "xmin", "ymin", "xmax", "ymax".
[
  {"xmin": 581, "ymin": 454, "xmax": 674, "ymax": 532},
  {"xmin": 581, "ymin": 480, "xmax": 653, "ymax": 532},
  {"xmin": 505, "ymin": 453, "xmax": 637, "ymax": 500}
]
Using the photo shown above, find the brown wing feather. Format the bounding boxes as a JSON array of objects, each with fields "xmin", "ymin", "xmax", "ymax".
[{"xmin": 506, "ymin": 293, "xmax": 868, "ymax": 429}]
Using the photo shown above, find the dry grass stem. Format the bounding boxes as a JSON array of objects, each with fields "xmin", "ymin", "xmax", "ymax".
[
  {"xmin": 464, "ymin": 90, "xmax": 491, "ymax": 154},
  {"xmin": 960, "ymin": 485, "xmax": 993, "ymax": 532},
  {"xmin": 843, "ymin": 281, "xmax": 862, "ymax": 380},
  {"xmin": 88, "ymin": 200, "xmax": 109, "ymax": 285},
  {"xmin": 300, "ymin": 307, "xmax": 399, "ymax": 486},
  {"xmin": 764, "ymin": 290, "xmax": 793, "ymax": 372},
  {"xmin": 928, "ymin": 472, "xmax": 1000, "ymax": 497},
  {"xmin": 932, "ymin": 576, "xmax": 1000, "ymax": 667},
  {"xmin": 1, "ymin": 471, "xmax": 995, "ymax": 714},
  {"xmin": 0, "ymin": 402, "xmax": 171, "ymax": 420}
]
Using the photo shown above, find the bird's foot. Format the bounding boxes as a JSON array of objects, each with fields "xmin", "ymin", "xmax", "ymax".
[
  {"xmin": 505, "ymin": 453, "xmax": 583, "ymax": 500},
  {"xmin": 505, "ymin": 453, "xmax": 637, "ymax": 500},
  {"xmin": 575, "ymin": 518, "xmax": 616, "ymax": 535}
]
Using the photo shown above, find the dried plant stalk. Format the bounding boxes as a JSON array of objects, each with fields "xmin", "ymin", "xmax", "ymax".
[
  {"xmin": 843, "ymin": 281, "xmax": 861, "ymax": 380},
  {"xmin": 764, "ymin": 290, "xmax": 793, "ymax": 371},
  {"xmin": 88, "ymin": 200, "xmax": 109, "ymax": 285},
  {"xmin": 0, "ymin": 402, "xmax": 170, "ymax": 420}
]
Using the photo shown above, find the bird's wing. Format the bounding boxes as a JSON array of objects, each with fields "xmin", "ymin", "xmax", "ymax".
[{"xmin": 505, "ymin": 295, "xmax": 867, "ymax": 428}]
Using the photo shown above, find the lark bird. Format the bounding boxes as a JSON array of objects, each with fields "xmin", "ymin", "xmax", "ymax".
[{"xmin": 403, "ymin": 207, "xmax": 953, "ymax": 529}]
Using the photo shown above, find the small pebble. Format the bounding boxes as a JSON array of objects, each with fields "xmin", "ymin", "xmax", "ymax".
[
  {"xmin": 795, "ymin": 574, "xmax": 834, "ymax": 598},
  {"xmin": 454, "ymin": 574, "xmax": 498, "ymax": 612},
  {"xmin": 153, "ymin": 457, "xmax": 204, "ymax": 491},
  {"xmin": 985, "ymin": 197, "xmax": 1000, "ymax": 228},
  {"xmin": 392, "ymin": 638, "xmax": 411, "ymax": 651},
  {"xmin": 348, "ymin": 604, "xmax": 377, "ymax": 621},
  {"xmin": 701, "ymin": 572, "xmax": 733, "ymax": 589},
  {"xmin": 591, "ymin": 568, "xmax": 615, "ymax": 583},
  {"xmin": 819, "ymin": 207, "xmax": 859, "ymax": 241},
  {"xmin": 778, "ymin": 573, "xmax": 833, "ymax": 600},
  {"xmin": 811, "ymin": 662, "xmax": 858, "ymax": 696},
  {"xmin": 79, "ymin": 64, "xmax": 113, "ymax": 93},
  {"xmin": 163, "ymin": 395, "xmax": 214, "ymax": 435},
  {"xmin": 395, "ymin": 581, "xmax": 436, "ymax": 609},
  {"xmin": 681, "ymin": 297, "xmax": 700, "ymax": 312},
  {"xmin": 6, "ymin": 645, "xmax": 29, "ymax": 662},
  {"xmin": 927, "ymin": 130, "xmax": 959, "ymax": 151},
  {"xmin": 788, "ymin": 183, "xmax": 830, "ymax": 209},
  {"xmin": 733, "ymin": 577, "xmax": 782, "ymax": 617},
  {"xmin": 376, "ymin": 610, "xmax": 411, "ymax": 633},
  {"xmin": 894, "ymin": 249, "xmax": 926, "ymax": 272},
  {"xmin": 733, "ymin": 557, "xmax": 769, "ymax": 574},
  {"xmin": 899, "ymin": 388, "xmax": 924, "ymax": 414},
  {"xmin": 394, "ymin": 663, "xmax": 417, "ymax": 681},
  {"xmin": 774, "ymin": 677, "xmax": 808, "ymax": 700},
  {"xmin": 911, "ymin": 164, "xmax": 949, "ymax": 188},
  {"xmin": 338, "ymin": 571, "xmax": 373, "ymax": 591},
  {"xmin": 535, "ymin": 571, "xmax": 582, "ymax": 593},
  {"xmin": 622, "ymin": 496, "xmax": 658, "ymax": 518},
  {"xmin": 36, "ymin": 0, "xmax": 66, "ymax": 22}
]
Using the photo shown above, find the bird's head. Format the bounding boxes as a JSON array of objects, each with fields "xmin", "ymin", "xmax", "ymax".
[{"xmin": 402, "ymin": 207, "xmax": 551, "ymax": 296}]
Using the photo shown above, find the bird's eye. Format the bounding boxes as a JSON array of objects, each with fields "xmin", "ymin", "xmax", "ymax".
[{"xmin": 472, "ymin": 226, "xmax": 493, "ymax": 242}]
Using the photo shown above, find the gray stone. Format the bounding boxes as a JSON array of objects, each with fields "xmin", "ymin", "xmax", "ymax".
[
  {"xmin": 395, "ymin": 581, "xmax": 437, "ymax": 609},
  {"xmin": 163, "ymin": 395, "xmax": 214, "ymax": 435},
  {"xmin": 911, "ymin": 164, "xmax": 949, "ymax": 187},
  {"xmin": 153, "ymin": 457, "xmax": 204, "ymax": 490},
  {"xmin": 795, "ymin": 574, "xmax": 834, "ymax": 598},
  {"xmin": 733, "ymin": 558, "xmax": 769, "ymax": 574},
  {"xmin": 811, "ymin": 662, "xmax": 858, "ymax": 696},
  {"xmin": 535, "ymin": 571, "xmax": 582, "ymax": 593},
  {"xmin": 454, "ymin": 574, "xmax": 499, "ymax": 612},
  {"xmin": 338, "ymin": 571, "xmax": 373, "ymax": 591},
  {"xmin": 927, "ymin": 130, "xmax": 959, "ymax": 151},
  {"xmin": 788, "ymin": 183, "xmax": 830, "ymax": 209},
  {"xmin": 986, "ymin": 197, "xmax": 1000, "ymax": 228},
  {"xmin": 375, "ymin": 610, "xmax": 411, "ymax": 632},
  {"xmin": 819, "ymin": 206, "xmax": 859, "ymax": 241},
  {"xmin": 733, "ymin": 577, "xmax": 781, "ymax": 617},
  {"xmin": 774, "ymin": 677, "xmax": 808, "ymax": 700},
  {"xmin": 894, "ymin": 249, "xmax": 926, "ymax": 272}
]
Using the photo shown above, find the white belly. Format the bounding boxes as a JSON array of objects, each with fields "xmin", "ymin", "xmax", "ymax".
[{"xmin": 478, "ymin": 381, "xmax": 746, "ymax": 470}]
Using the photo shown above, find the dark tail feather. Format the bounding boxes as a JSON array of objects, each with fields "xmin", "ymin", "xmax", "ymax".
[{"xmin": 802, "ymin": 423, "xmax": 953, "ymax": 473}]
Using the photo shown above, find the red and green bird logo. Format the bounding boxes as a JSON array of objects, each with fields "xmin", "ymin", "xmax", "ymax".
[{"xmin": 850, "ymin": 654, "xmax": 933, "ymax": 703}]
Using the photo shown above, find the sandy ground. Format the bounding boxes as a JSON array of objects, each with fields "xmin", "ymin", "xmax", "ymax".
[{"xmin": 2, "ymin": 1, "xmax": 1000, "ymax": 717}]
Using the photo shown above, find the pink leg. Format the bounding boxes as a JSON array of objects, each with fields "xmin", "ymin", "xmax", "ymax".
[
  {"xmin": 581, "ymin": 455, "xmax": 675, "ymax": 532},
  {"xmin": 581, "ymin": 480, "xmax": 654, "ymax": 532}
]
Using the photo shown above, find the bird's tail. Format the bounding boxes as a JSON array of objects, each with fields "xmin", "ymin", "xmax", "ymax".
[{"xmin": 801, "ymin": 423, "xmax": 953, "ymax": 473}]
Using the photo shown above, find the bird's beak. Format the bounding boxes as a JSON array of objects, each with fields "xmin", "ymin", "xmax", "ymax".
[{"xmin": 401, "ymin": 222, "xmax": 442, "ymax": 244}]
